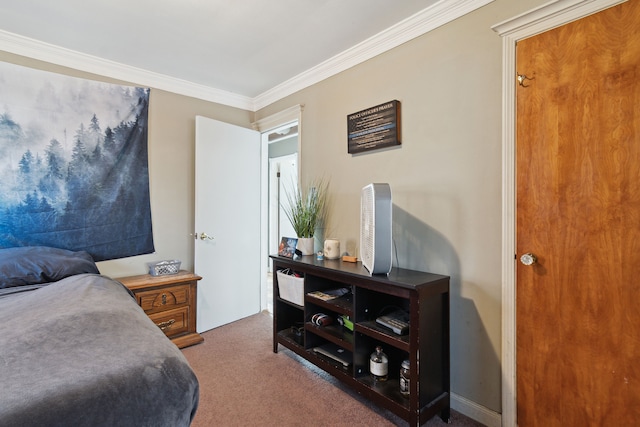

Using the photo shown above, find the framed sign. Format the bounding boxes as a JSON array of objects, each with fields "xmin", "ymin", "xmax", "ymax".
[{"xmin": 347, "ymin": 100, "xmax": 401, "ymax": 154}]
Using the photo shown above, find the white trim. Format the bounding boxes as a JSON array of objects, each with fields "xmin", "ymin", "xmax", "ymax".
[
  {"xmin": 251, "ymin": 104, "xmax": 303, "ymax": 133},
  {"xmin": 452, "ymin": 392, "xmax": 502, "ymax": 427},
  {"xmin": 252, "ymin": 0, "xmax": 494, "ymax": 111},
  {"xmin": 0, "ymin": 0, "xmax": 492, "ymax": 112},
  {"xmin": 491, "ymin": 1, "xmax": 626, "ymax": 425},
  {"xmin": 252, "ymin": 103, "xmax": 304, "ymax": 189},
  {"xmin": 0, "ymin": 29, "xmax": 254, "ymax": 111}
]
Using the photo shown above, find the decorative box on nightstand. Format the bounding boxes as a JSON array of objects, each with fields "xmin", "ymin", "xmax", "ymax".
[{"xmin": 118, "ymin": 270, "xmax": 203, "ymax": 349}]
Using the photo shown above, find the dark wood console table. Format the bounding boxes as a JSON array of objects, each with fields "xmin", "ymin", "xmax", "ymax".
[{"xmin": 271, "ymin": 255, "xmax": 450, "ymax": 426}]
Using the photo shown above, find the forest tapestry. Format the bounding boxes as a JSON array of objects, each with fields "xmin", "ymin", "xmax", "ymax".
[{"xmin": 0, "ymin": 62, "xmax": 154, "ymax": 261}]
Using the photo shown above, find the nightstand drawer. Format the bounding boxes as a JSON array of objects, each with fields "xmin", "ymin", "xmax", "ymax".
[
  {"xmin": 136, "ymin": 284, "xmax": 190, "ymax": 312},
  {"xmin": 149, "ymin": 306, "xmax": 189, "ymax": 337}
]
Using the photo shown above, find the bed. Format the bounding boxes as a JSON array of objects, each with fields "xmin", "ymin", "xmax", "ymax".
[{"xmin": 0, "ymin": 246, "xmax": 199, "ymax": 427}]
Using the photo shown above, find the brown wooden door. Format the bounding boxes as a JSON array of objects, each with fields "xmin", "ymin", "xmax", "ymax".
[{"xmin": 516, "ymin": 1, "xmax": 640, "ymax": 425}]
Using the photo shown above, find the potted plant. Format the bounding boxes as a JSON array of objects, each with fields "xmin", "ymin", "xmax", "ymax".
[{"xmin": 282, "ymin": 179, "xmax": 328, "ymax": 255}]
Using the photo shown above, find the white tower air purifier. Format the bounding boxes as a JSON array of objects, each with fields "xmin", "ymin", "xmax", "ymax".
[{"xmin": 360, "ymin": 183, "xmax": 392, "ymax": 275}]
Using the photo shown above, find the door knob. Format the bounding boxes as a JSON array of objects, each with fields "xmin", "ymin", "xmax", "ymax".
[
  {"xmin": 520, "ymin": 253, "xmax": 537, "ymax": 266},
  {"xmin": 199, "ymin": 232, "xmax": 214, "ymax": 241}
]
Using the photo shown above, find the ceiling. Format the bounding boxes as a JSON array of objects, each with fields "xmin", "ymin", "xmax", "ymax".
[{"xmin": 0, "ymin": 0, "xmax": 487, "ymax": 110}]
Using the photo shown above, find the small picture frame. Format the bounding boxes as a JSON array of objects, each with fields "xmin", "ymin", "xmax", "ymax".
[{"xmin": 278, "ymin": 237, "xmax": 298, "ymax": 258}]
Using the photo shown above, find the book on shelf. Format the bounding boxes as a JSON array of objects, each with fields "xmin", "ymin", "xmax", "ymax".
[{"xmin": 307, "ymin": 288, "xmax": 350, "ymax": 301}]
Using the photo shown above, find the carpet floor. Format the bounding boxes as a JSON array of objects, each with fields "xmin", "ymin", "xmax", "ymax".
[{"xmin": 182, "ymin": 311, "xmax": 485, "ymax": 427}]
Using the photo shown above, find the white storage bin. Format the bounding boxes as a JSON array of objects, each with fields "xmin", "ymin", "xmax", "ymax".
[
  {"xmin": 148, "ymin": 260, "xmax": 181, "ymax": 276},
  {"xmin": 276, "ymin": 269, "xmax": 304, "ymax": 306}
]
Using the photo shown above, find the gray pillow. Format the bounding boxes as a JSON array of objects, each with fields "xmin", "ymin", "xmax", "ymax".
[{"xmin": 0, "ymin": 246, "xmax": 99, "ymax": 288}]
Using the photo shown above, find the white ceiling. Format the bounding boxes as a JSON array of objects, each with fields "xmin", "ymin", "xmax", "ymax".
[{"xmin": 0, "ymin": 0, "xmax": 490, "ymax": 110}]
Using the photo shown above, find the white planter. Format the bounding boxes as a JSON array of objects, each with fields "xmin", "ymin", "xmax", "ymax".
[{"xmin": 297, "ymin": 237, "xmax": 315, "ymax": 256}]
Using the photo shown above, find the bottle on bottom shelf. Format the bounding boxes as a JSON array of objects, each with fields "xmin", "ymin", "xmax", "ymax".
[
  {"xmin": 400, "ymin": 359, "xmax": 411, "ymax": 396},
  {"xmin": 369, "ymin": 346, "xmax": 389, "ymax": 382}
]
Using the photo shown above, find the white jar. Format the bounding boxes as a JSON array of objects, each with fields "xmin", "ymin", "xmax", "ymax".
[{"xmin": 323, "ymin": 239, "xmax": 340, "ymax": 259}]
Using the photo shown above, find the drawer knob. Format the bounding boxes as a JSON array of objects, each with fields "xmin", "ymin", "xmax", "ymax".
[
  {"xmin": 162, "ymin": 294, "xmax": 167, "ymax": 305},
  {"xmin": 157, "ymin": 319, "xmax": 175, "ymax": 331}
]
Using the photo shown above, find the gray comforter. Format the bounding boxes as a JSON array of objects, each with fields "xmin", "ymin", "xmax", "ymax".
[{"xmin": 0, "ymin": 273, "xmax": 199, "ymax": 427}]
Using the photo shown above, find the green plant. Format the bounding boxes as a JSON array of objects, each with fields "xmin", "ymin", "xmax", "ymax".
[{"xmin": 282, "ymin": 179, "xmax": 328, "ymax": 238}]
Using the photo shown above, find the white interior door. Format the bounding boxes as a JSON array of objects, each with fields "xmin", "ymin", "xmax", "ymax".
[{"xmin": 195, "ymin": 116, "xmax": 261, "ymax": 332}]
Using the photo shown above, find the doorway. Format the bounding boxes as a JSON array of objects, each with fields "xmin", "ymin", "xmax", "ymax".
[
  {"xmin": 265, "ymin": 125, "xmax": 299, "ymax": 313},
  {"xmin": 255, "ymin": 105, "xmax": 303, "ymax": 314},
  {"xmin": 267, "ymin": 128, "xmax": 299, "ymax": 262}
]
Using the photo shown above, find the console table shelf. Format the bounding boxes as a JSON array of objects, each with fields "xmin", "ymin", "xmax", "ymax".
[{"xmin": 271, "ymin": 255, "xmax": 450, "ymax": 426}]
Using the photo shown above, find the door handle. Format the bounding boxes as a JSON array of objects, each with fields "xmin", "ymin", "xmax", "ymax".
[
  {"xmin": 520, "ymin": 253, "xmax": 537, "ymax": 266},
  {"xmin": 198, "ymin": 232, "xmax": 214, "ymax": 241}
]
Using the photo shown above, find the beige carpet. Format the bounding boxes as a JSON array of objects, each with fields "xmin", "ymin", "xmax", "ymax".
[{"xmin": 182, "ymin": 311, "xmax": 485, "ymax": 427}]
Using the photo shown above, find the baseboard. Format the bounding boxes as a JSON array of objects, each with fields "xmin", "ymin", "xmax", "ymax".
[{"xmin": 451, "ymin": 393, "xmax": 501, "ymax": 427}]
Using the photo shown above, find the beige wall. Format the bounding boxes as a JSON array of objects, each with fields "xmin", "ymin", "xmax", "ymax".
[
  {"xmin": 100, "ymin": 89, "xmax": 252, "ymax": 277},
  {"xmin": 0, "ymin": 0, "xmax": 550, "ymax": 418},
  {"xmin": 256, "ymin": 0, "xmax": 547, "ymax": 414},
  {"xmin": 0, "ymin": 52, "xmax": 253, "ymax": 278}
]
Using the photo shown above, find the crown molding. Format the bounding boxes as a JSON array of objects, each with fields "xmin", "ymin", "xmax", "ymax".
[
  {"xmin": 0, "ymin": 0, "xmax": 493, "ymax": 112},
  {"xmin": 252, "ymin": 0, "xmax": 494, "ymax": 110},
  {"xmin": 492, "ymin": 0, "xmax": 626, "ymax": 36},
  {"xmin": 0, "ymin": 29, "xmax": 254, "ymax": 110}
]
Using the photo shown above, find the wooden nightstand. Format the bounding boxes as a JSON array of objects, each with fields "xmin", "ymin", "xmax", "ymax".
[{"xmin": 118, "ymin": 270, "xmax": 203, "ymax": 349}]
